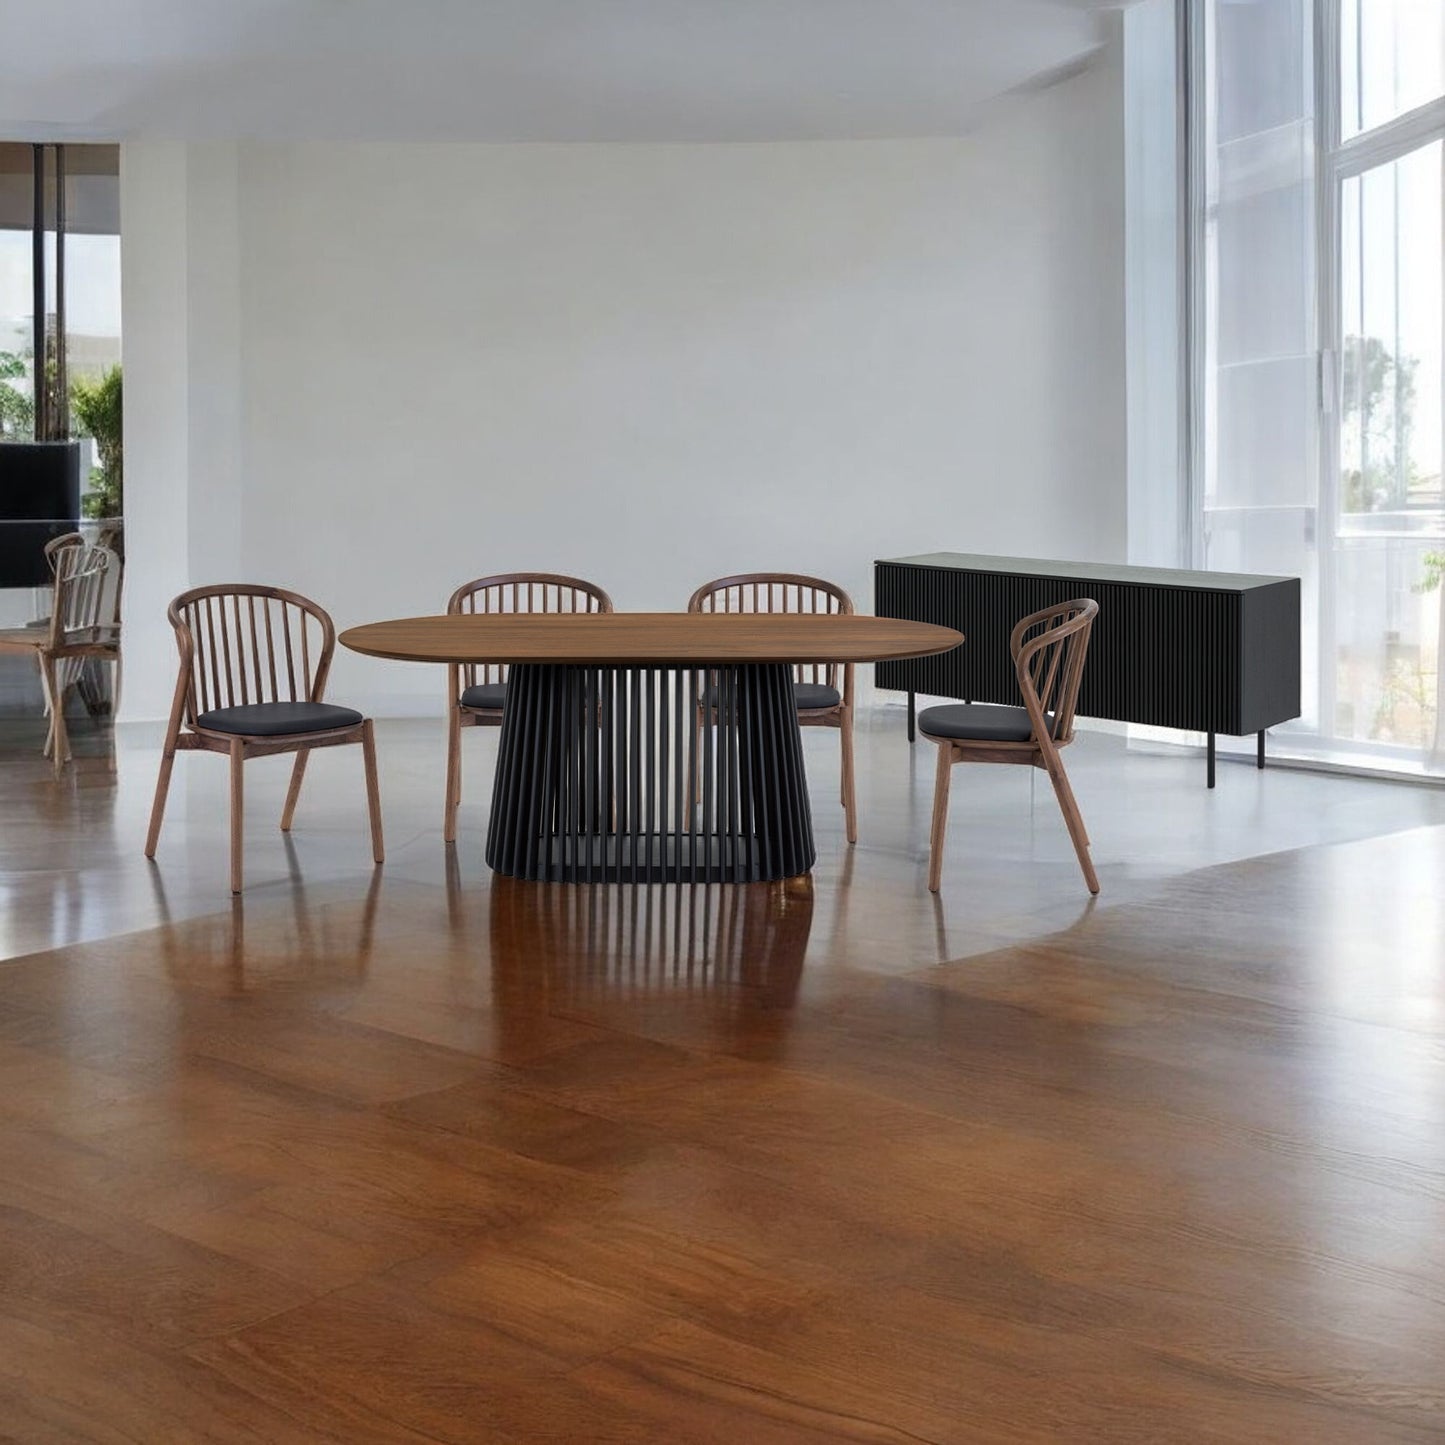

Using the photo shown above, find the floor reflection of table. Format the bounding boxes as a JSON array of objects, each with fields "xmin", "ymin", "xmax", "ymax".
[
  {"xmin": 489, "ymin": 875, "xmax": 815, "ymax": 1014},
  {"xmin": 342, "ymin": 612, "xmax": 961, "ymax": 884}
]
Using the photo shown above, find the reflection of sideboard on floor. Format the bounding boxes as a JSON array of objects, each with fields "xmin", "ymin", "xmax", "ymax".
[{"xmin": 875, "ymin": 553, "xmax": 1301, "ymax": 787}]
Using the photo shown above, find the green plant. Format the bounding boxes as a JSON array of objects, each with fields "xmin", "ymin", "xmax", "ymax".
[
  {"xmin": 1341, "ymin": 334, "xmax": 1420, "ymax": 513},
  {"xmin": 70, "ymin": 364, "xmax": 123, "ymax": 518},
  {"xmin": 1418, "ymin": 552, "xmax": 1445, "ymax": 596},
  {"xmin": 0, "ymin": 350, "xmax": 35, "ymax": 440}
]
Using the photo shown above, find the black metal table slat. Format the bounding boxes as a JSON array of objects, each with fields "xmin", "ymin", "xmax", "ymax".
[{"xmin": 485, "ymin": 662, "xmax": 816, "ymax": 884}]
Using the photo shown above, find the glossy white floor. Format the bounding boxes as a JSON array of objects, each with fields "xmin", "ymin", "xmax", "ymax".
[{"xmin": 4, "ymin": 705, "xmax": 1444, "ymax": 967}]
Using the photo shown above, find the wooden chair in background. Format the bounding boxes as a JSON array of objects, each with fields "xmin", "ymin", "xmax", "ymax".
[
  {"xmin": 0, "ymin": 535, "xmax": 122, "ymax": 775},
  {"xmin": 46, "ymin": 534, "xmax": 124, "ymax": 763},
  {"xmin": 42, "ymin": 532, "xmax": 85, "ymax": 564},
  {"xmin": 145, "ymin": 584, "xmax": 383, "ymax": 893},
  {"xmin": 687, "ymin": 573, "xmax": 857, "ymax": 844},
  {"xmin": 921, "ymin": 598, "xmax": 1100, "ymax": 894},
  {"xmin": 444, "ymin": 573, "xmax": 614, "ymax": 842}
]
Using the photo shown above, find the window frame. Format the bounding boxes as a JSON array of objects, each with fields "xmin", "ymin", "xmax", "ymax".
[
  {"xmin": 1315, "ymin": 0, "xmax": 1445, "ymax": 745},
  {"xmin": 1184, "ymin": 0, "xmax": 1445, "ymax": 769}
]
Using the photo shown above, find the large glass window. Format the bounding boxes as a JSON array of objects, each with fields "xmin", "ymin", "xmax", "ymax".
[
  {"xmin": 1340, "ymin": 0, "xmax": 1445, "ymax": 138},
  {"xmin": 0, "ymin": 146, "xmax": 38, "ymax": 442},
  {"xmin": 1339, "ymin": 143, "xmax": 1443, "ymax": 525},
  {"xmin": 1193, "ymin": 0, "xmax": 1445, "ymax": 773},
  {"xmin": 0, "ymin": 144, "xmax": 120, "ymax": 643},
  {"xmin": 0, "ymin": 144, "xmax": 121, "ymax": 506},
  {"xmin": 1330, "ymin": 0, "xmax": 1445, "ymax": 766}
]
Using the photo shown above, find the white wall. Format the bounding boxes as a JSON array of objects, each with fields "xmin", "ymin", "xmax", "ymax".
[
  {"xmin": 1123, "ymin": 0, "xmax": 1185, "ymax": 569},
  {"xmin": 119, "ymin": 142, "xmax": 192, "ymax": 722},
  {"xmin": 122, "ymin": 46, "xmax": 1125, "ymax": 720}
]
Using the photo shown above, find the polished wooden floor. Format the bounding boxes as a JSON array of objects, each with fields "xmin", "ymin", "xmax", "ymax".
[{"xmin": 1, "ymin": 720, "xmax": 1444, "ymax": 1440}]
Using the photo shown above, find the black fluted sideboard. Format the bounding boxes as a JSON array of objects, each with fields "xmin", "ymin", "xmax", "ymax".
[{"xmin": 874, "ymin": 553, "xmax": 1301, "ymax": 787}]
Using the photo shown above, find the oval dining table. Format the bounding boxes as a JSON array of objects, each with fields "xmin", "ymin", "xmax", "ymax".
[{"xmin": 341, "ymin": 612, "xmax": 963, "ymax": 883}]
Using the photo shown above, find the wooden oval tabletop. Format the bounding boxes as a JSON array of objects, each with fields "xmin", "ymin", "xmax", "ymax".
[{"xmin": 341, "ymin": 613, "xmax": 963, "ymax": 665}]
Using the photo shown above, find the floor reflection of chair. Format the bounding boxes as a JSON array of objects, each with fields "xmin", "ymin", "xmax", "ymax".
[{"xmin": 154, "ymin": 860, "xmax": 383, "ymax": 998}]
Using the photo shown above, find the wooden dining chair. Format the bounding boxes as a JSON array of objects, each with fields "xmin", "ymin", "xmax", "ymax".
[
  {"xmin": 687, "ymin": 573, "xmax": 857, "ymax": 844},
  {"xmin": 0, "ymin": 536, "xmax": 122, "ymax": 775},
  {"xmin": 47, "ymin": 534, "xmax": 124, "ymax": 757},
  {"xmin": 921, "ymin": 598, "xmax": 1099, "ymax": 894},
  {"xmin": 444, "ymin": 573, "xmax": 614, "ymax": 842},
  {"xmin": 145, "ymin": 584, "xmax": 383, "ymax": 893}
]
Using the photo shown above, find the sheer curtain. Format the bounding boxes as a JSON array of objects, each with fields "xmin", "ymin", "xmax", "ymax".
[{"xmin": 1195, "ymin": 0, "xmax": 1320, "ymax": 743}]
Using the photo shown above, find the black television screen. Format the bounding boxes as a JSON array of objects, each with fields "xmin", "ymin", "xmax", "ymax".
[{"xmin": 0, "ymin": 441, "xmax": 81, "ymax": 587}]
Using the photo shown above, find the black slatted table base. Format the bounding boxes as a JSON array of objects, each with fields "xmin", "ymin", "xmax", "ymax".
[{"xmin": 485, "ymin": 663, "xmax": 815, "ymax": 883}]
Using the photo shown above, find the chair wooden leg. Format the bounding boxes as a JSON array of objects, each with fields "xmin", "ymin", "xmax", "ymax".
[
  {"xmin": 927, "ymin": 741, "xmax": 953, "ymax": 892},
  {"xmin": 280, "ymin": 748, "xmax": 310, "ymax": 831},
  {"xmin": 145, "ymin": 738, "xmax": 179, "ymax": 858},
  {"xmin": 1043, "ymin": 753, "xmax": 1099, "ymax": 895},
  {"xmin": 37, "ymin": 655, "xmax": 55, "ymax": 760},
  {"xmin": 40, "ymin": 655, "xmax": 69, "ymax": 776},
  {"xmin": 362, "ymin": 719, "xmax": 385, "ymax": 864},
  {"xmin": 105, "ymin": 655, "xmax": 121, "ymax": 775},
  {"xmin": 58, "ymin": 683, "xmax": 75, "ymax": 766},
  {"xmin": 229, "ymin": 739, "xmax": 245, "ymax": 894},
  {"xmin": 34, "ymin": 653, "xmax": 53, "ymax": 758},
  {"xmin": 444, "ymin": 704, "xmax": 462, "ymax": 843},
  {"xmin": 689, "ymin": 709, "xmax": 704, "ymax": 811},
  {"xmin": 839, "ymin": 706, "xmax": 857, "ymax": 845}
]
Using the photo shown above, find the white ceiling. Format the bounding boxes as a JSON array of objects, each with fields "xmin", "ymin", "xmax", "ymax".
[{"xmin": 0, "ymin": 0, "xmax": 1119, "ymax": 144}]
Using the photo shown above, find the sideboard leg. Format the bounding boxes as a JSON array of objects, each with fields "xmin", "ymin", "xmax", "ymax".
[
  {"xmin": 1207, "ymin": 732, "xmax": 1216, "ymax": 789},
  {"xmin": 1257, "ymin": 730, "xmax": 1266, "ymax": 769},
  {"xmin": 907, "ymin": 691, "xmax": 916, "ymax": 743}
]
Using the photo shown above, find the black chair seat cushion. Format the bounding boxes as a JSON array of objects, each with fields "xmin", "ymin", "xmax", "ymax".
[
  {"xmin": 195, "ymin": 701, "xmax": 364, "ymax": 737},
  {"xmin": 463, "ymin": 680, "xmax": 839, "ymax": 715},
  {"xmin": 703, "ymin": 681, "xmax": 841, "ymax": 711},
  {"xmin": 793, "ymin": 682, "xmax": 841, "ymax": 711},
  {"xmin": 460, "ymin": 682, "xmax": 508, "ymax": 711},
  {"xmin": 919, "ymin": 703, "xmax": 1055, "ymax": 743}
]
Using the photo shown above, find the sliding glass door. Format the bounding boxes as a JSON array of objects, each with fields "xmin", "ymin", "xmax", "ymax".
[
  {"xmin": 1194, "ymin": 0, "xmax": 1445, "ymax": 774},
  {"xmin": 1331, "ymin": 140, "xmax": 1442, "ymax": 761},
  {"xmin": 1326, "ymin": 0, "xmax": 1445, "ymax": 768}
]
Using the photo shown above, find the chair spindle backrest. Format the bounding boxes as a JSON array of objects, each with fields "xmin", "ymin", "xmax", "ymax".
[
  {"xmin": 447, "ymin": 573, "xmax": 614, "ymax": 689},
  {"xmin": 43, "ymin": 532, "xmax": 85, "ymax": 572},
  {"xmin": 48, "ymin": 541, "xmax": 117, "ymax": 648},
  {"xmin": 1010, "ymin": 598, "xmax": 1098, "ymax": 745},
  {"xmin": 41, "ymin": 541, "xmax": 118, "ymax": 699},
  {"xmin": 687, "ymin": 573, "xmax": 853, "ymax": 690},
  {"xmin": 167, "ymin": 585, "xmax": 336, "ymax": 725}
]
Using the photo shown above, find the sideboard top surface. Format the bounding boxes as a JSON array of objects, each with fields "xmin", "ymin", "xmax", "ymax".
[{"xmin": 878, "ymin": 553, "xmax": 1296, "ymax": 594}]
